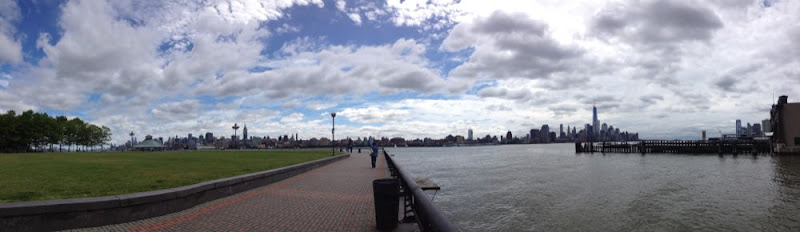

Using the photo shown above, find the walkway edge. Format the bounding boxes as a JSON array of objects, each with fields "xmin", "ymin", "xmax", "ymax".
[{"xmin": 0, "ymin": 154, "xmax": 350, "ymax": 232}]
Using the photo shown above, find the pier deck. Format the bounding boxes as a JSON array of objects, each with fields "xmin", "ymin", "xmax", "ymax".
[{"xmin": 69, "ymin": 153, "xmax": 390, "ymax": 232}]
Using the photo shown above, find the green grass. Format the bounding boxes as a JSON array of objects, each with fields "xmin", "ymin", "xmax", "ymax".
[{"xmin": 0, "ymin": 150, "xmax": 340, "ymax": 203}]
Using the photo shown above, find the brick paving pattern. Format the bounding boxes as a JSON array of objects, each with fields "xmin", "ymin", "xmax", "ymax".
[{"xmin": 68, "ymin": 153, "xmax": 386, "ymax": 232}]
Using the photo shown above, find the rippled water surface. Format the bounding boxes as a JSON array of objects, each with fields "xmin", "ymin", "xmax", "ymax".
[{"xmin": 387, "ymin": 144, "xmax": 800, "ymax": 231}]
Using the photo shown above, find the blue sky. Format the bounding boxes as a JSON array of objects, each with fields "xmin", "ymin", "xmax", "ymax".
[{"xmin": 0, "ymin": 0, "xmax": 798, "ymax": 144}]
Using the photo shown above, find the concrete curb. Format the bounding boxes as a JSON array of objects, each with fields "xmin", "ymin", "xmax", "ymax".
[{"xmin": 0, "ymin": 154, "xmax": 349, "ymax": 232}]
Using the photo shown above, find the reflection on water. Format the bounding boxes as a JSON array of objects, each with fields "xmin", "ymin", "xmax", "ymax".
[{"xmin": 387, "ymin": 144, "xmax": 800, "ymax": 231}]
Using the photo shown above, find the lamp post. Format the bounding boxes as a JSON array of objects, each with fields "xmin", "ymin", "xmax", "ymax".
[
  {"xmin": 129, "ymin": 132, "xmax": 135, "ymax": 149},
  {"xmin": 232, "ymin": 123, "xmax": 240, "ymax": 149},
  {"xmin": 331, "ymin": 112, "xmax": 336, "ymax": 156}
]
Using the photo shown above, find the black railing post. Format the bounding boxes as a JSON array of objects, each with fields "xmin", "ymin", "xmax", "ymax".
[{"xmin": 382, "ymin": 150, "xmax": 459, "ymax": 232}]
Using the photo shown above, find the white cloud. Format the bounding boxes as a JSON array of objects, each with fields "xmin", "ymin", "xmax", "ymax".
[
  {"xmin": 199, "ymin": 38, "xmax": 447, "ymax": 98},
  {"xmin": 280, "ymin": 112, "xmax": 305, "ymax": 124},
  {"xmin": 384, "ymin": 0, "xmax": 463, "ymax": 30},
  {"xmin": 151, "ymin": 100, "xmax": 200, "ymax": 122},
  {"xmin": 442, "ymin": 10, "xmax": 584, "ymax": 91},
  {"xmin": 335, "ymin": 0, "xmax": 346, "ymax": 11},
  {"xmin": 340, "ymin": 106, "xmax": 410, "ymax": 123},
  {"xmin": 348, "ymin": 12, "xmax": 362, "ymax": 25},
  {"xmin": 0, "ymin": 0, "xmax": 22, "ymax": 64}
]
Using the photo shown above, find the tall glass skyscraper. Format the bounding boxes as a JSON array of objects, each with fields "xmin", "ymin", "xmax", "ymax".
[
  {"xmin": 736, "ymin": 119, "xmax": 742, "ymax": 136},
  {"xmin": 592, "ymin": 104, "xmax": 599, "ymax": 136}
]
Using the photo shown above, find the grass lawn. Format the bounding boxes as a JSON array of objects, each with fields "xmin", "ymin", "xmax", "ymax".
[{"xmin": 0, "ymin": 150, "xmax": 341, "ymax": 203}]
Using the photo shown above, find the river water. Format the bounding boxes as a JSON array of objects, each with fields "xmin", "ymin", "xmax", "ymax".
[{"xmin": 386, "ymin": 144, "xmax": 800, "ymax": 231}]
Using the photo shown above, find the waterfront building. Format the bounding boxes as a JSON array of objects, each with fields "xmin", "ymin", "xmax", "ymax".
[
  {"xmin": 770, "ymin": 95, "xmax": 800, "ymax": 153},
  {"xmin": 753, "ymin": 123, "xmax": 763, "ymax": 137},
  {"xmin": 455, "ymin": 135, "xmax": 465, "ymax": 144},
  {"xmin": 468, "ymin": 129, "xmax": 473, "ymax": 141},
  {"xmin": 572, "ymin": 127, "xmax": 577, "ymax": 139},
  {"xmin": 736, "ymin": 119, "xmax": 742, "ymax": 136},
  {"xmin": 133, "ymin": 135, "xmax": 166, "ymax": 151},
  {"xmin": 601, "ymin": 123, "xmax": 608, "ymax": 135},
  {"xmin": 540, "ymin": 125, "xmax": 550, "ymax": 143},
  {"xmin": 506, "ymin": 131, "xmax": 512, "ymax": 144},
  {"xmin": 530, "ymin": 129, "xmax": 540, "ymax": 144},
  {"xmin": 762, "ymin": 119, "xmax": 772, "ymax": 132}
]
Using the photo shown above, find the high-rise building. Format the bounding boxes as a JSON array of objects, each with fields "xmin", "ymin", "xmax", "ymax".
[
  {"xmin": 243, "ymin": 124, "xmax": 248, "ymax": 141},
  {"xmin": 566, "ymin": 125, "xmax": 571, "ymax": 137},
  {"xmin": 593, "ymin": 104, "xmax": 599, "ymax": 136},
  {"xmin": 540, "ymin": 125, "xmax": 550, "ymax": 143},
  {"xmin": 506, "ymin": 131, "xmax": 512, "ymax": 143},
  {"xmin": 585, "ymin": 124, "xmax": 593, "ymax": 141},
  {"xmin": 746, "ymin": 123, "xmax": 752, "ymax": 136},
  {"xmin": 205, "ymin": 132, "xmax": 214, "ymax": 144},
  {"xmin": 530, "ymin": 129, "xmax": 538, "ymax": 143},
  {"xmin": 702, "ymin": 130, "xmax": 707, "ymax": 141},
  {"xmin": 753, "ymin": 123, "xmax": 762, "ymax": 136},
  {"xmin": 468, "ymin": 129, "xmax": 474, "ymax": 141},
  {"xmin": 762, "ymin": 119, "xmax": 772, "ymax": 132},
  {"xmin": 559, "ymin": 124, "xmax": 564, "ymax": 138},
  {"xmin": 736, "ymin": 119, "xmax": 742, "ymax": 136}
]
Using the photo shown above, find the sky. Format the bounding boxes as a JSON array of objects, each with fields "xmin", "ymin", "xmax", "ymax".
[{"xmin": 0, "ymin": 0, "xmax": 798, "ymax": 144}]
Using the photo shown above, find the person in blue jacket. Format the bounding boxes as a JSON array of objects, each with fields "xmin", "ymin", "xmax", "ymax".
[{"xmin": 370, "ymin": 141, "xmax": 379, "ymax": 168}]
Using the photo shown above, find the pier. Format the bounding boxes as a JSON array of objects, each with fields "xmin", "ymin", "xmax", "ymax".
[{"xmin": 575, "ymin": 140, "xmax": 772, "ymax": 155}]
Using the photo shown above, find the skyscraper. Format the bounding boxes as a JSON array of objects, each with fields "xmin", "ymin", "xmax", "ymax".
[
  {"xmin": 735, "ymin": 119, "xmax": 742, "ymax": 136},
  {"xmin": 592, "ymin": 104, "xmax": 599, "ymax": 136},
  {"xmin": 205, "ymin": 132, "xmax": 214, "ymax": 144},
  {"xmin": 559, "ymin": 124, "xmax": 564, "ymax": 138},
  {"xmin": 468, "ymin": 129, "xmax": 473, "ymax": 141},
  {"xmin": 242, "ymin": 124, "xmax": 248, "ymax": 141},
  {"xmin": 567, "ymin": 125, "xmax": 571, "ymax": 137},
  {"xmin": 540, "ymin": 124, "xmax": 550, "ymax": 143}
]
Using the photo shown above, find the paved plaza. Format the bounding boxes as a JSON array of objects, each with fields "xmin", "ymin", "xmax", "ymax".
[{"xmin": 69, "ymin": 153, "xmax": 387, "ymax": 232}]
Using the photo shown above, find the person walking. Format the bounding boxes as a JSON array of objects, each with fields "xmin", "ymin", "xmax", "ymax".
[{"xmin": 370, "ymin": 141, "xmax": 379, "ymax": 168}]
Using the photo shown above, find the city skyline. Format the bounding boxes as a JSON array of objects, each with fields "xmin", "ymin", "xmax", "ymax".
[
  {"xmin": 123, "ymin": 104, "xmax": 639, "ymax": 149},
  {"xmin": 0, "ymin": 1, "xmax": 797, "ymax": 145}
]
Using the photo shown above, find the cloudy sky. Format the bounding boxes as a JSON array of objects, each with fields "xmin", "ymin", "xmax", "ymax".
[{"xmin": 0, "ymin": 0, "xmax": 797, "ymax": 144}]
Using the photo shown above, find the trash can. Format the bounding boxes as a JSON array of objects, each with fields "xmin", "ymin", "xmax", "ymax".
[{"xmin": 373, "ymin": 178, "xmax": 399, "ymax": 230}]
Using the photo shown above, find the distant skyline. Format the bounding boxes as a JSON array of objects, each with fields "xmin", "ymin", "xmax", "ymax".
[{"xmin": 0, "ymin": 0, "xmax": 798, "ymax": 144}]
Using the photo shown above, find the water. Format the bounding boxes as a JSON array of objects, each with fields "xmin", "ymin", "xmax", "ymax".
[{"xmin": 387, "ymin": 144, "xmax": 800, "ymax": 231}]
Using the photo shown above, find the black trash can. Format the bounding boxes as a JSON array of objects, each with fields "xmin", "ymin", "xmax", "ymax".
[{"xmin": 373, "ymin": 178, "xmax": 399, "ymax": 230}]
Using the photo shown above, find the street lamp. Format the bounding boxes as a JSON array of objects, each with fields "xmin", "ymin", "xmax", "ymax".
[
  {"xmin": 331, "ymin": 112, "xmax": 336, "ymax": 156},
  {"xmin": 129, "ymin": 132, "xmax": 135, "ymax": 149},
  {"xmin": 232, "ymin": 123, "xmax": 240, "ymax": 149}
]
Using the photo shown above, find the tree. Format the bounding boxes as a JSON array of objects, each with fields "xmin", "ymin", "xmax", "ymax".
[
  {"xmin": 0, "ymin": 110, "xmax": 111, "ymax": 153},
  {"xmin": 54, "ymin": 116, "xmax": 68, "ymax": 152},
  {"xmin": 0, "ymin": 110, "xmax": 18, "ymax": 152},
  {"xmin": 100, "ymin": 126, "xmax": 111, "ymax": 150}
]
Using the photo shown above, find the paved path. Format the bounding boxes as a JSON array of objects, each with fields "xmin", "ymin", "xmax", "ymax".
[{"xmin": 69, "ymin": 153, "xmax": 387, "ymax": 232}]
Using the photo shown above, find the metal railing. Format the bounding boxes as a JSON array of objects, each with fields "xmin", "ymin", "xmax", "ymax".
[{"xmin": 383, "ymin": 150, "xmax": 459, "ymax": 232}]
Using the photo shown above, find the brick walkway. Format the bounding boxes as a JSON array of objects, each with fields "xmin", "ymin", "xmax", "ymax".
[{"xmin": 69, "ymin": 153, "xmax": 386, "ymax": 232}]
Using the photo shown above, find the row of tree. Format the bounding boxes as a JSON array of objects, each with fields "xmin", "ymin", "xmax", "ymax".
[{"xmin": 0, "ymin": 110, "xmax": 112, "ymax": 153}]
